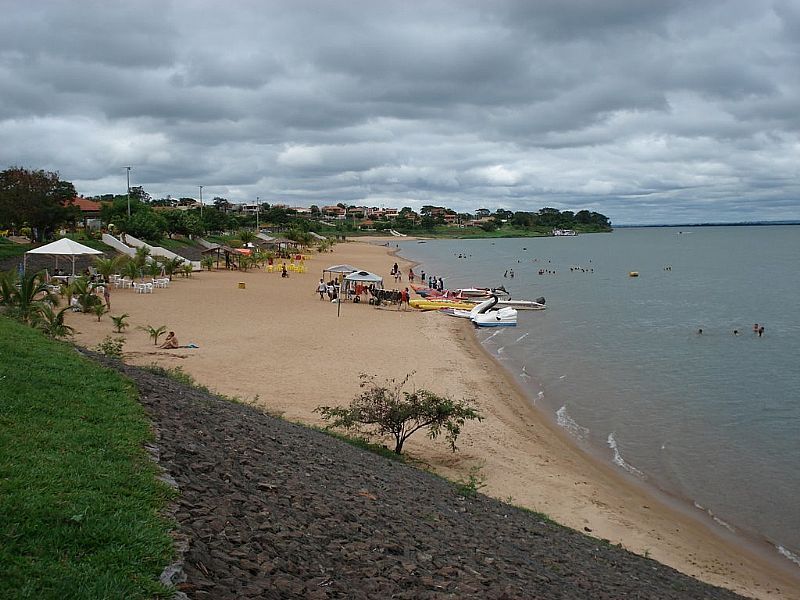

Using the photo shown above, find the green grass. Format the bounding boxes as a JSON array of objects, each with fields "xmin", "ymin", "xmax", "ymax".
[
  {"xmin": 0, "ymin": 238, "xmax": 32, "ymax": 260},
  {"xmin": 153, "ymin": 237, "xmax": 202, "ymax": 252},
  {"xmin": 0, "ymin": 316, "xmax": 174, "ymax": 599}
]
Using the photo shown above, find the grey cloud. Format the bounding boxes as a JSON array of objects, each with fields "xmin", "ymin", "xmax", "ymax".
[{"xmin": 1, "ymin": 0, "xmax": 799, "ymax": 224}]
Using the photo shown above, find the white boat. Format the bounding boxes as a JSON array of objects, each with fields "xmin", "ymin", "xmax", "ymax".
[
  {"xmin": 552, "ymin": 228, "xmax": 577, "ymax": 236},
  {"xmin": 469, "ymin": 295, "xmax": 518, "ymax": 327},
  {"xmin": 438, "ymin": 307, "xmax": 473, "ymax": 318},
  {"xmin": 496, "ymin": 297, "xmax": 545, "ymax": 310},
  {"xmin": 448, "ymin": 286, "xmax": 510, "ymax": 299}
]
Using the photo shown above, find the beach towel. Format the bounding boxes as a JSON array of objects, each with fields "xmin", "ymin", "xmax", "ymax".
[{"xmin": 177, "ymin": 343, "xmax": 199, "ymax": 348}]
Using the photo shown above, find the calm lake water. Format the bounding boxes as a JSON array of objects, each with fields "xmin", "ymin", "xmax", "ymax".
[{"xmin": 398, "ymin": 226, "xmax": 800, "ymax": 568}]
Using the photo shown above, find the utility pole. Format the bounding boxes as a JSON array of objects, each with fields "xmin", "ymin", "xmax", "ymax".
[
  {"xmin": 199, "ymin": 185, "xmax": 204, "ymax": 218},
  {"xmin": 256, "ymin": 196, "xmax": 259, "ymax": 232},
  {"xmin": 124, "ymin": 166, "xmax": 132, "ymax": 217}
]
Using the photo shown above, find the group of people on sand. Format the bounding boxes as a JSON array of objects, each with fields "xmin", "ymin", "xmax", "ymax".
[
  {"xmin": 397, "ymin": 287, "xmax": 410, "ymax": 310},
  {"xmin": 316, "ymin": 278, "xmax": 339, "ymax": 301},
  {"xmin": 427, "ymin": 275, "xmax": 444, "ymax": 291}
]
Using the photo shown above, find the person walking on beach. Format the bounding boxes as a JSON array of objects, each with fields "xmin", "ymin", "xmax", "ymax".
[
  {"xmin": 399, "ymin": 287, "xmax": 409, "ymax": 310},
  {"xmin": 408, "ymin": 268, "xmax": 415, "ymax": 283},
  {"xmin": 317, "ymin": 278, "xmax": 327, "ymax": 300}
]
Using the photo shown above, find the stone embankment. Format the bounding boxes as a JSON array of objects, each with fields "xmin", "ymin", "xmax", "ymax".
[{"xmin": 94, "ymin": 356, "xmax": 744, "ymax": 599}]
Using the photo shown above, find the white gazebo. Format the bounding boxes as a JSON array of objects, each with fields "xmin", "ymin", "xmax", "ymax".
[
  {"xmin": 24, "ymin": 238, "xmax": 103, "ymax": 275},
  {"xmin": 343, "ymin": 269, "xmax": 384, "ymax": 296},
  {"xmin": 322, "ymin": 264, "xmax": 359, "ymax": 279}
]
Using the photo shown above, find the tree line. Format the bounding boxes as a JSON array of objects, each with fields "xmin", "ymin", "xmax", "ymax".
[{"xmin": 0, "ymin": 166, "xmax": 612, "ymax": 243}]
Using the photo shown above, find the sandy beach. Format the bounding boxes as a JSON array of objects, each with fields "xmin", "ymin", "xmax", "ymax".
[{"xmin": 68, "ymin": 238, "xmax": 799, "ymax": 599}]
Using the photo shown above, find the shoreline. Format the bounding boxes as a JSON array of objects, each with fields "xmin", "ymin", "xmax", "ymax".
[
  {"xmin": 472, "ymin": 329, "xmax": 800, "ymax": 587},
  {"xmin": 392, "ymin": 235, "xmax": 800, "ymax": 579},
  {"xmin": 66, "ymin": 237, "xmax": 799, "ymax": 598}
]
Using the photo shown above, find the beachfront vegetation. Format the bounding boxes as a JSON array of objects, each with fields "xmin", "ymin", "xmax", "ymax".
[
  {"xmin": 0, "ymin": 236, "xmax": 32, "ymax": 260},
  {"xmin": 0, "ymin": 269, "xmax": 59, "ymax": 324},
  {"xmin": 0, "ymin": 167, "xmax": 79, "ymax": 242},
  {"xmin": 1, "ymin": 166, "xmax": 611, "ymax": 246},
  {"xmin": 111, "ymin": 313, "xmax": 130, "ymax": 333},
  {"xmin": 139, "ymin": 324, "xmax": 167, "ymax": 346},
  {"xmin": 0, "ymin": 316, "xmax": 173, "ymax": 598},
  {"xmin": 96, "ymin": 334, "xmax": 125, "ymax": 358},
  {"xmin": 30, "ymin": 303, "xmax": 75, "ymax": 339},
  {"xmin": 316, "ymin": 373, "xmax": 482, "ymax": 455}
]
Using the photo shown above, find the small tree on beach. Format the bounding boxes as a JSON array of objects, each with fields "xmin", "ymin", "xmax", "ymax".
[
  {"xmin": 31, "ymin": 305, "xmax": 74, "ymax": 339},
  {"xmin": 90, "ymin": 303, "xmax": 107, "ymax": 322},
  {"xmin": 0, "ymin": 270, "xmax": 58, "ymax": 324},
  {"xmin": 111, "ymin": 313, "xmax": 130, "ymax": 333},
  {"xmin": 139, "ymin": 324, "xmax": 167, "ymax": 345},
  {"xmin": 316, "ymin": 373, "xmax": 482, "ymax": 455}
]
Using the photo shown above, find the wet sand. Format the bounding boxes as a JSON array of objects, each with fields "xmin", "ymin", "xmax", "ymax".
[{"xmin": 68, "ymin": 238, "xmax": 799, "ymax": 599}]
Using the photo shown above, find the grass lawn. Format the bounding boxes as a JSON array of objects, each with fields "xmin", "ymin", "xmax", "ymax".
[
  {"xmin": 154, "ymin": 237, "xmax": 202, "ymax": 252},
  {"xmin": 0, "ymin": 317, "xmax": 174, "ymax": 599},
  {"xmin": 0, "ymin": 238, "xmax": 32, "ymax": 261}
]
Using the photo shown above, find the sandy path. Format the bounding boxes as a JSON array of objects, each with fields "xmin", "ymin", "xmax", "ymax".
[{"xmin": 68, "ymin": 238, "xmax": 799, "ymax": 599}]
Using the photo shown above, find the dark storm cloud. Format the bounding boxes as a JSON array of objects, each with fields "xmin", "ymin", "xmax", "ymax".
[{"xmin": 1, "ymin": 0, "xmax": 799, "ymax": 223}]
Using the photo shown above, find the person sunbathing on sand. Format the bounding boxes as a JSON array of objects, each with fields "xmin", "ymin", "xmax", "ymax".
[{"xmin": 159, "ymin": 331, "xmax": 179, "ymax": 349}]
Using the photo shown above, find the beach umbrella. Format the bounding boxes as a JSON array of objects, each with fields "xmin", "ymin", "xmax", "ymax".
[{"xmin": 24, "ymin": 237, "xmax": 103, "ymax": 275}]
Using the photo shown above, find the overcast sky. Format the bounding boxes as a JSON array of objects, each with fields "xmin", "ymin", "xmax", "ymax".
[{"xmin": 2, "ymin": 0, "xmax": 799, "ymax": 224}]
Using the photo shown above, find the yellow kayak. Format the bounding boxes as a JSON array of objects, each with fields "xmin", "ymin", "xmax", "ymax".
[{"xmin": 410, "ymin": 299, "xmax": 476, "ymax": 310}]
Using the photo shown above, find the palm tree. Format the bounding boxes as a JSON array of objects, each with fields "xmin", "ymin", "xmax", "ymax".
[
  {"xmin": 138, "ymin": 324, "xmax": 167, "ymax": 345},
  {"xmin": 239, "ymin": 229, "xmax": 256, "ymax": 247},
  {"xmin": 111, "ymin": 313, "xmax": 130, "ymax": 333},
  {"xmin": 93, "ymin": 256, "xmax": 122, "ymax": 281},
  {"xmin": 90, "ymin": 303, "xmax": 107, "ymax": 322},
  {"xmin": 31, "ymin": 305, "xmax": 75, "ymax": 338},
  {"xmin": 71, "ymin": 277, "xmax": 102, "ymax": 313},
  {"xmin": 121, "ymin": 259, "xmax": 141, "ymax": 282},
  {"xmin": 133, "ymin": 246, "xmax": 151, "ymax": 268},
  {"xmin": 147, "ymin": 261, "xmax": 162, "ymax": 279},
  {"xmin": 159, "ymin": 256, "xmax": 184, "ymax": 280},
  {"xmin": 0, "ymin": 270, "xmax": 58, "ymax": 324}
]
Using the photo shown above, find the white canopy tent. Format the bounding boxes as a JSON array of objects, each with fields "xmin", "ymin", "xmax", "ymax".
[
  {"xmin": 24, "ymin": 238, "xmax": 103, "ymax": 275},
  {"xmin": 322, "ymin": 264, "xmax": 359, "ymax": 279},
  {"xmin": 343, "ymin": 270, "xmax": 384, "ymax": 297},
  {"xmin": 343, "ymin": 270, "xmax": 383, "ymax": 285}
]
